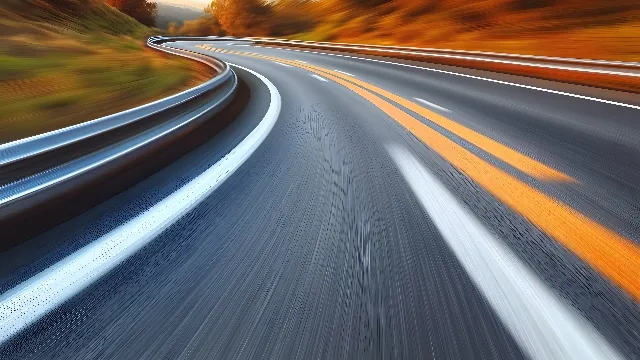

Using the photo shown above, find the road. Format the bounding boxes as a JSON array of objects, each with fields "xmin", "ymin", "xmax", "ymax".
[{"xmin": 1, "ymin": 40, "xmax": 639, "ymax": 359}]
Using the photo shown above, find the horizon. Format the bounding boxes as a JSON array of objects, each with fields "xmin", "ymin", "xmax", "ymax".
[{"xmin": 156, "ymin": 0, "xmax": 210, "ymax": 9}]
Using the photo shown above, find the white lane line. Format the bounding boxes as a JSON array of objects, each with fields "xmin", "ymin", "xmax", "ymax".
[
  {"xmin": 413, "ymin": 97, "xmax": 451, "ymax": 112},
  {"xmin": 266, "ymin": 48, "xmax": 639, "ymax": 110},
  {"xmin": 0, "ymin": 64, "xmax": 281, "ymax": 345},
  {"xmin": 335, "ymin": 70, "xmax": 355, "ymax": 77},
  {"xmin": 387, "ymin": 144, "xmax": 622, "ymax": 360},
  {"xmin": 226, "ymin": 43, "xmax": 235, "ymax": 45},
  {"xmin": 294, "ymin": 41, "xmax": 640, "ymax": 67},
  {"xmin": 310, "ymin": 74, "xmax": 328, "ymax": 82},
  {"xmin": 331, "ymin": 47, "xmax": 637, "ymax": 77},
  {"xmin": 297, "ymin": 60, "xmax": 307, "ymax": 63},
  {"xmin": 261, "ymin": 41, "xmax": 639, "ymax": 76},
  {"xmin": 273, "ymin": 62, "xmax": 292, "ymax": 68}
]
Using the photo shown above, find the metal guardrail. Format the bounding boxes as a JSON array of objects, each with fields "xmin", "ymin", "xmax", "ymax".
[
  {"xmin": 248, "ymin": 38, "xmax": 640, "ymax": 81},
  {"xmin": 249, "ymin": 37, "xmax": 640, "ymax": 94},
  {"xmin": 0, "ymin": 37, "xmax": 237, "ymax": 232},
  {"xmin": 248, "ymin": 38, "xmax": 640, "ymax": 72}
]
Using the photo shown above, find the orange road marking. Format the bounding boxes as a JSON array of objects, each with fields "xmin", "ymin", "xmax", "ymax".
[
  {"xmin": 289, "ymin": 60, "xmax": 573, "ymax": 182},
  {"xmin": 203, "ymin": 47, "xmax": 640, "ymax": 300}
]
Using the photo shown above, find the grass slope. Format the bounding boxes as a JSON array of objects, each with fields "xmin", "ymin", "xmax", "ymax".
[{"xmin": 0, "ymin": 0, "xmax": 211, "ymax": 143}]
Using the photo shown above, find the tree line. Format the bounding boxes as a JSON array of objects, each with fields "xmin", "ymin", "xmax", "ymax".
[
  {"xmin": 171, "ymin": 0, "xmax": 317, "ymax": 37},
  {"xmin": 105, "ymin": 0, "xmax": 157, "ymax": 27},
  {"xmin": 164, "ymin": 0, "xmax": 638, "ymax": 65}
]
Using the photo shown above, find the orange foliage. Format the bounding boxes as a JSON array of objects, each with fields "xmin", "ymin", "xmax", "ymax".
[
  {"xmin": 298, "ymin": 0, "xmax": 640, "ymax": 61},
  {"xmin": 105, "ymin": 0, "xmax": 157, "ymax": 27},
  {"xmin": 175, "ymin": 0, "xmax": 639, "ymax": 60}
]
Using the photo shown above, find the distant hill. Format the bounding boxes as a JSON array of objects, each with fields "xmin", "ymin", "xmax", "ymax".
[
  {"xmin": 157, "ymin": 3, "xmax": 204, "ymax": 30},
  {"xmin": 156, "ymin": 0, "xmax": 205, "ymax": 11}
]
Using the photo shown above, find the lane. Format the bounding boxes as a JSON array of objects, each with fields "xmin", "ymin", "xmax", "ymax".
[
  {"xmin": 171, "ymin": 41, "xmax": 640, "ymax": 356},
  {"xmin": 274, "ymin": 58, "xmax": 575, "ymax": 182},
  {"xmin": 0, "ymin": 39, "xmax": 638, "ymax": 359},
  {"xmin": 192, "ymin": 43, "xmax": 640, "ymax": 249},
  {"xmin": 199, "ymin": 44, "xmax": 640, "ymax": 232},
  {"xmin": 244, "ymin": 54, "xmax": 640, "ymax": 295},
  {"xmin": 388, "ymin": 145, "xmax": 620, "ymax": 360}
]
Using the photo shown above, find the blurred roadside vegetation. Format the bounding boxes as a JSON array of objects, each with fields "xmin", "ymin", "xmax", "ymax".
[
  {"xmin": 0, "ymin": 0, "xmax": 211, "ymax": 143},
  {"xmin": 171, "ymin": 0, "xmax": 639, "ymax": 62}
]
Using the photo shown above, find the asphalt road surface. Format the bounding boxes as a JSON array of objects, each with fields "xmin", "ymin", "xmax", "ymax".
[{"xmin": 1, "ymin": 40, "xmax": 639, "ymax": 359}]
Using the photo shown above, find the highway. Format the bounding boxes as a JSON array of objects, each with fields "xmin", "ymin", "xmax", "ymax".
[{"xmin": 1, "ymin": 40, "xmax": 639, "ymax": 359}]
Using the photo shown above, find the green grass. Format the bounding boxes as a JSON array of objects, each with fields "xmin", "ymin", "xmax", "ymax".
[
  {"xmin": 0, "ymin": 0, "xmax": 210, "ymax": 143},
  {"xmin": 0, "ymin": 45, "xmax": 205, "ymax": 143},
  {"xmin": 35, "ymin": 92, "xmax": 86, "ymax": 111},
  {"xmin": 0, "ymin": 54, "xmax": 72, "ymax": 79}
]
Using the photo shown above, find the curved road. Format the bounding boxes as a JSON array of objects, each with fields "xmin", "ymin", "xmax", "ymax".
[{"xmin": 1, "ymin": 40, "xmax": 639, "ymax": 359}]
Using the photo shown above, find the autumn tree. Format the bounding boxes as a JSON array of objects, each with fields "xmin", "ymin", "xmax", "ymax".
[
  {"xmin": 206, "ymin": 0, "xmax": 271, "ymax": 36},
  {"xmin": 174, "ymin": 15, "xmax": 225, "ymax": 36},
  {"xmin": 167, "ymin": 21, "xmax": 180, "ymax": 34},
  {"xmin": 268, "ymin": 0, "xmax": 315, "ymax": 36},
  {"xmin": 106, "ymin": 0, "xmax": 157, "ymax": 27}
]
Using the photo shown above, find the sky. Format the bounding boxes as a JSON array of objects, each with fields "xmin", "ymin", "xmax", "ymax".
[{"xmin": 156, "ymin": 0, "xmax": 210, "ymax": 9}]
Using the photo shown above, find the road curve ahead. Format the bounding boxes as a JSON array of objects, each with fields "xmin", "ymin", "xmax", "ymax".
[{"xmin": 1, "ymin": 40, "xmax": 639, "ymax": 359}]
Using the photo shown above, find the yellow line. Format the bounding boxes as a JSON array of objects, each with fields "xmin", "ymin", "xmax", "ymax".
[
  {"xmin": 286, "ymin": 60, "xmax": 573, "ymax": 182},
  {"xmin": 304, "ymin": 61, "xmax": 640, "ymax": 301},
  {"xmin": 220, "ymin": 49, "xmax": 570, "ymax": 181},
  {"xmin": 208, "ymin": 47, "xmax": 640, "ymax": 300}
]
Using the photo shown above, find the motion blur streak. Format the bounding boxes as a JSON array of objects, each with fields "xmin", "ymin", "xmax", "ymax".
[
  {"xmin": 0, "ymin": 64, "xmax": 280, "ymax": 345},
  {"xmin": 289, "ymin": 59, "xmax": 574, "ymax": 182},
  {"xmin": 225, "ymin": 50, "xmax": 640, "ymax": 301},
  {"xmin": 308, "ymin": 61, "xmax": 640, "ymax": 301},
  {"xmin": 387, "ymin": 144, "xmax": 621, "ymax": 360}
]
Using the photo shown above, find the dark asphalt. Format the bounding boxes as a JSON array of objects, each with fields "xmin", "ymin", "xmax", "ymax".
[{"xmin": 0, "ymin": 41, "xmax": 639, "ymax": 359}]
